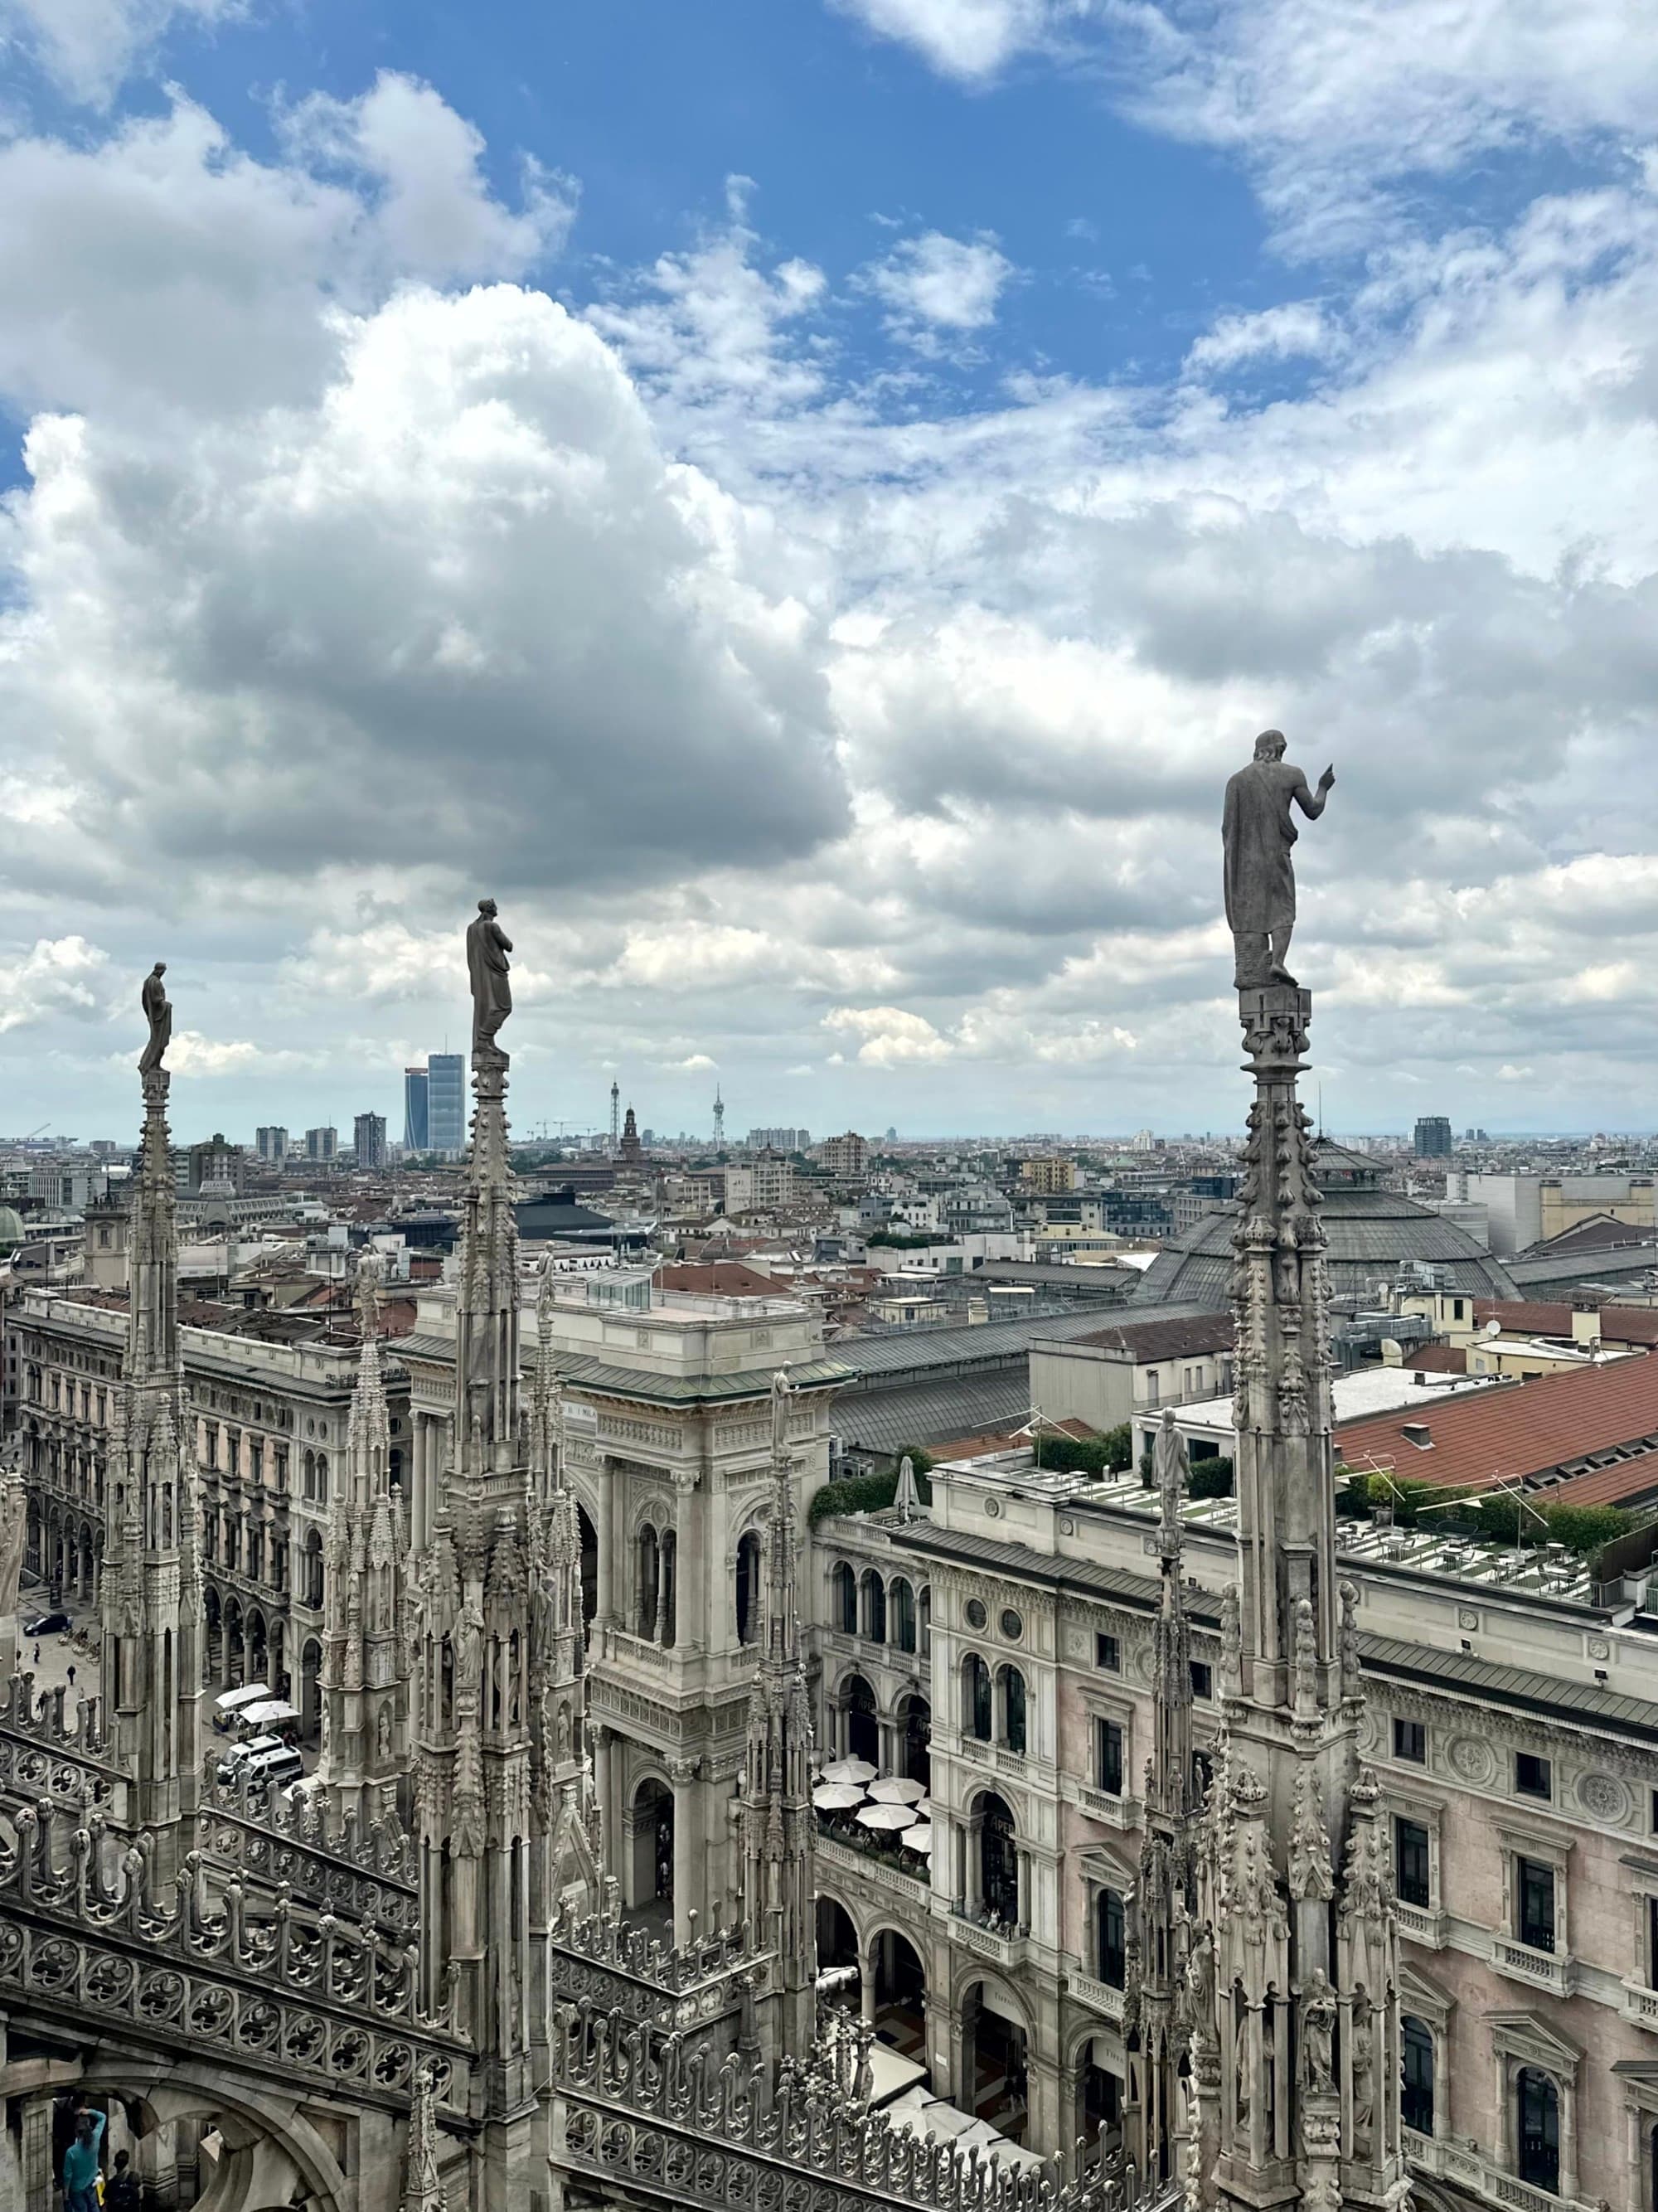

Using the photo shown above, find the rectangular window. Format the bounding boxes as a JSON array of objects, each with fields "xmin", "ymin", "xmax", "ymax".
[
  {"xmin": 1095, "ymin": 1718, "xmax": 1124, "ymax": 1797},
  {"xmin": 1516, "ymin": 1855, "xmax": 1556, "ymax": 1952},
  {"xmin": 1515, "ymin": 1752, "xmax": 1552, "ymax": 1802},
  {"xmin": 1394, "ymin": 1817, "xmax": 1431, "ymax": 1908},
  {"xmin": 1393, "ymin": 1717, "xmax": 1427, "ymax": 1764},
  {"xmin": 1190, "ymin": 1661, "xmax": 1213, "ymax": 1700},
  {"xmin": 1095, "ymin": 1632, "xmax": 1120, "ymax": 1672},
  {"xmin": 1098, "ymin": 1889, "xmax": 1126, "ymax": 1988},
  {"xmin": 1649, "ymin": 1894, "xmax": 1658, "ymax": 1991},
  {"xmin": 1146, "ymin": 1375, "xmax": 1160, "ymax": 1408}
]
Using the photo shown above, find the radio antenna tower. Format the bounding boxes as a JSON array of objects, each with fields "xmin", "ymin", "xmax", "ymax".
[
  {"xmin": 609, "ymin": 1080, "xmax": 620, "ymax": 1155},
  {"xmin": 713, "ymin": 1084, "xmax": 725, "ymax": 1147}
]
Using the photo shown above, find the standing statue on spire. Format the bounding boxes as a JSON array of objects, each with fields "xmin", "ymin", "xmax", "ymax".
[
  {"xmin": 138, "ymin": 961, "xmax": 171, "ymax": 1076},
  {"xmin": 467, "ymin": 899, "xmax": 512, "ymax": 1057},
  {"xmin": 1223, "ymin": 731, "xmax": 1335, "ymax": 989}
]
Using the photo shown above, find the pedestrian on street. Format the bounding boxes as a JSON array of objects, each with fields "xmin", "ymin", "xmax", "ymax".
[
  {"xmin": 62, "ymin": 2105, "xmax": 105, "ymax": 2212},
  {"xmin": 66, "ymin": 1664, "xmax": 76, "ymax": 1688},
  {"xmin": 32, "ymin": 1644, "xmax": 39, "ymax": 1666}
]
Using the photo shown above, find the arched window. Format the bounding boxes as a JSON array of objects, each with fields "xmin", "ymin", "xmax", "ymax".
[
  {"xmin": 998, "ymin": 1664, "xmax": 1027, "ymax": 1756},
  {"xmin": 919, "ymin": 1586, "xmax": 932, "ymax": 1659},
  {"xmin": 964, "ymin": 1654, "xmax": 992, "ymax": 1742},
  {"xmin": 1516, "ymin": 2069, "xmax": 1559, "ymax": 2195},
  {"xmin": 736, "ymin": 1528, "xmax": 761, "ymax": 1644},
  {"xmin": 1401, "ymin": 2017, "xmax": 1433, "ymax": 2136},
  {"xmin": 861, "ymin": 1569, "xmax": 886, "ymax": 1644},
  {"xmin": 638, "ymin": 1525, "xmax": 661, "ymax": 1638},
  {"xmin": 303, "ymin": 1527, "xmax": 324, "ymax": 1609},
  {"xmin": 314, "ymin": 1452, "xmax": 328, "ymax": 1506},
  {"xmin": 832, "ymin": 1563, "xmax": 857, "ymax": 1635},
  {"xmin": 977, "ymin": 1792, "xmax": 1018, "ymax": 1924},
  {"xmin": 659, "ymin": 1529, "xmax": 677, "ymax": 1647},
  {"xmin": 1096, "ymin": 1888, "xmax": 1126, "ymax": 1988},
  {"xmin": 891, "ymin": 1577, "xmax": 917, "ymax": 1652}
]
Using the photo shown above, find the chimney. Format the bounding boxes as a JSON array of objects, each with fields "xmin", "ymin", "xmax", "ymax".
[{"xmin": 1571, "ymin": 1302, "xmax": 1602, "ymax": 1347}]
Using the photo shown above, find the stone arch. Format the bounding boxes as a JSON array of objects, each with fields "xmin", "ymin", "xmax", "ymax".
[
  {"xmin": 247, "ymin": 1607, "xmax": 269, "ymax": 1683},
  {"xmin": 204, "ymin": 1585, "xmax": 223, "ymax": 1681},
  {"xmin": 858, "ymin": 1567, "xmax": 886, "ymax": 1644},
  {"xmin": 956, "ymin": 1968, "xmax": 1035, "ymax": 2143},
  {"xmin": 838, "ymin": 1671, "xmax": 879, "ymax": 1766},
  {"xmin": 830, "ymin": 1560, "xmax": 856, "ymax": 1635},
  {"xmin": 225, "ymin": 1595, "xmax": 245, "ymax": 1685},
  {"xmin": 734, "ymin": 1526, "xmax": 762, "ymax": 1645},
  {"xmin": 72, "ymin": 2054, "xmax": 356, "ymax": 2212},
  {"xmin": 628, "ymin": 1772, "xmax": 674, "ymax": 1911}
]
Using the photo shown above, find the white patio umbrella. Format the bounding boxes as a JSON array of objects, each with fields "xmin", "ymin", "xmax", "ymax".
[
  {"xmin": 821, "ymin": 1758, "xmax": 876, "ymax": 1786},
  {"xmin": 813, "ymin": 1783, "xmax": 867, "ymax": 1812},
  {"xmin": 902, "ymin": 1823, "xmax": 933, "ymax": 1855},
  {"xmin": 867, "ymin": 1777, "xmax": 927, "ymax": 1806},
  {"xmin": 856, "ymin": 1802, "xmax": 919, "ymax": 1833},
  {"xmin": 914, "ymin": 1798, "xmax": 933, "ymax": 1819}
]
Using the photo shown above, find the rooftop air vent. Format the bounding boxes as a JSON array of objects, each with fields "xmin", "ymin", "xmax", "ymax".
[{"xmin": 1401, "ymin": 1422, "xmax": 1432, "ymax": 1448}]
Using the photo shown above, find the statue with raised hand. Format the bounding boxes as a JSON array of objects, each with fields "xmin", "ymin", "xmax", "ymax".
[
  {"xmin": 1223, "ymin": 732, "xmax": 1334, "ymax": 989},
  {"xmin": 138, "ymin": 962, "xmax": 172, "ymax": 1075},
  {"xmin": 466, "ymin": 899, "xmax": 513, "ymax": 1056}
]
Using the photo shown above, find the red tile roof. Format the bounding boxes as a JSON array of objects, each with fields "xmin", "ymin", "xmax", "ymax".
[
  {"xmin": 654, "ymin": 1260, "xmax": 793, "ymax": 1298},
  {"xmin": 1336, "ymin": 1347, "xmax": 1658, "ymax": 1492},
  {"xmin": 1473, "ymin": 1299, "xmax": 1658, "ymax": 1347},
  {"xmin": 1060, "ymin": 1313, "xmax": 1233, "ymax": 1362},
  {"xmin": 1407, "ymin": 1345, "xmax": 1467, "ymax": 1374},
  {"xmin": 1535, "ymin": 1452, "xmax": 1658, "ymax": 1509}
]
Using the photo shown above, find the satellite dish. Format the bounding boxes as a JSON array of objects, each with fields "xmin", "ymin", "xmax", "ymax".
[{"xmin": 1484, "ymin": 1319, "xmax": 1502, "ymax": 1337}]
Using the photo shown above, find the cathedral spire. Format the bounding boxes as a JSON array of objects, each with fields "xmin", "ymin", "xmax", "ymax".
[
  {"xmin": 1174, "ymin": 742, "xmax": 1406, "ymax": 2212},
  {"xmin": 410, "ymin": 903, "xmax": 550, "ymax": 2210},
  {"xmin": 315, "ymin": 1256, "xmax": 410, "ymax": 1822},
  {"xmin": 740, "ymin": 1366, "xmax": 817, "ymax": 2061},
  {"xmin": 101, "ymin": 968, "xmax": 201, "ymax": 1870}
]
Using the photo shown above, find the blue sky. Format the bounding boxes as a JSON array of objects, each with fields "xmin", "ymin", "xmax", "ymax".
[{"xmin": 4, "ymin": 0, "xmax": 1658, "ymax": 1142}]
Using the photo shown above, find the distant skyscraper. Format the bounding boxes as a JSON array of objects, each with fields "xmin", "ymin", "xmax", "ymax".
[
  {"xmin": 713, "ymin": 1085, "xmax": 725, "ymax": 1147},
  {"xmin": 427, "ymin": 1055, "xmax": 466, "ymax": 1156},
  {"xmin": 404, "ymin": 1065, "xmax": 429, "ymax": 1151},
  {"xmin": 354, "ymin": 1113, "xmax": 388, "ymax": 1171},
  {"xmin": 305, "ymin": 1126, "xmax": 337, "ymax": 1163},
  {"xmin": 609, "ymin": 1080, "xmax": 620, "ymax": 1155},
  {"xmin": 1414, "ymin": 1114, "xmax": 1454, "ymax": 1158},
  {"xmin": 255, "ymin": 1124, "xmax": 288, "ymax": 1165}
]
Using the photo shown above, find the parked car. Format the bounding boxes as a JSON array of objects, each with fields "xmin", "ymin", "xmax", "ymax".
[{"xmin": 23, "ymin": 1611, "xmax": 70, "ymax": 1638}]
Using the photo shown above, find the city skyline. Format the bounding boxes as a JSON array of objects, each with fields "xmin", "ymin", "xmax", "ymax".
[{"xmin": 3, "ymin": 5, "xmax": 1658, "ymax": 1133}]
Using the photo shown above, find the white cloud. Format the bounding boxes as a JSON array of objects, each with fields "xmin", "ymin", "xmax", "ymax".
[
  {"xmin": 0, "ymin": 0, "xmax": 240, "ymax": 106},
  {"xmin": 1117, "ymin": 0, "xmax": 1658, "ymax": 245},
  {"xmin": 1185, "ymin": 301, "xmax": 1334, "ymax": 374},
  {"xmin": 829, "ymin": 0, "xmax": 1079, "ymax": 80},
  {"xmin": 280, "ymin": 70, "xmax": 574, "ymax": 281},
  {"xmin": 862, "ymin": 230, "xmax": 1015, "ymax": 345},
  {"xmin": 0, "ymin": 937, "xmax": 112, "ymax": 1035},
  {"xmin": 822, "ymin": 1005, "xmax": 954, "ymax": 1065}
]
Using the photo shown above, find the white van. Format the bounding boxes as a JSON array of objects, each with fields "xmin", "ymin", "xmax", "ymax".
[
  {"xmin": 216, "ymin": 1731, "xmax": 284, "ymax": 1783},
  {"xmin": 241, "ymin": 1743, "xmax": 304, "ymax": 1788}
]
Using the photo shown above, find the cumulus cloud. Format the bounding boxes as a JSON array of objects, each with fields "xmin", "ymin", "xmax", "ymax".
[
  {"xmin": 0, "ymin": 0, "xmax": 240, "ymax": 106},
  {"xmin": 862, "ymin": 230, "xmax": 1015, "ymax": 347},
  {"xmin": 828, "ymin": 0, "xmax": 1081, "ymax": 81},
  {"xmin": 11, "ymin": 49, "xmax": 1658, "ymax": 1136},
  {"xmin": 0, "ymin": 283, "xmax": 844, "ymax": 902},
  {"xmin": 823, "ymin": 1006, "xmax": 954, "ymax": 1065},
  {"xmin": 0, "ymin": 938, "xmax": 113, "ymax": 1036},
  {"xmin": 1185, "ymin": 301, "xmax": 1335, "ymax": 374}
]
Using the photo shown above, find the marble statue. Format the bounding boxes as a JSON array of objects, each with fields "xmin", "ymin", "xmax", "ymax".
[
  {"xmin": 138, "ymin": 961, "xmax": 172, "ymax": 1075},
  {"xmin": 1153, "ymin": 1407, "xmax": 1189, "ymax": 1536},
  {"xmin": 0, "ymin": 1472, "xmax": 26, "ymax": 1621},
  {"xmin": 466, "ymin": 900, "xmax": 512, "ymax": 1055},
  {"xmin": 1222, "ymin": 732, "xmax": 1335, "ymax": 989},
  {"xmin": 1300, "ymin": 1967, "xmax": 1336, "ymax": 2093}
]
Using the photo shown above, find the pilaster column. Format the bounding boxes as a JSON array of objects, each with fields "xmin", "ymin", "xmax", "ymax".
[
  {"xmin": 21, "ymin": 2095, "xmax": 52, "ymax": 2212},
  {"xmin": 671, "ymin": 1757, "xmax": 698, "ymax": 1947},
  {"xmin": 861, "ymin": 1943, "xmax": 878, "ymax": 2025},
  {"xmin": 1559, "ymin": 2072, "xmax": 1578, "ymax": 2205},
  {"xmin": 1016, "ymin": 1847, "xmax": 1031, "ymax": 1933},
  {"xmin": 596, "ymin": 1457, "xmax": 615, "ymax": 1625}
]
